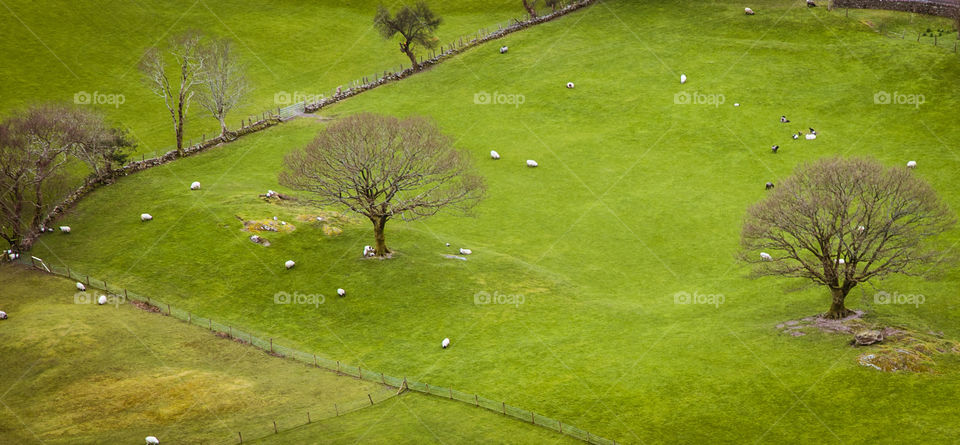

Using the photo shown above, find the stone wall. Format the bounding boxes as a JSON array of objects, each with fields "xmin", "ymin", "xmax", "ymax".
[{"xmin": 832, "ymin": 0, "xmax": 959, "ymax": 18}]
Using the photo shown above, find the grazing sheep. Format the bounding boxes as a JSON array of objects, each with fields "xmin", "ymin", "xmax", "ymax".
[
  {"xmin": 566, "ymin": 82, "xmax": 575, "ymax": 89},
  {"xmin": 337, "ymin": 288, "xmax": 346, "ymax": 297},
  {"xmin": 680, "ymin": 74, "xmax": 687, "ymax": 84},
  {"xmin": 734, "ymin": 103, "xmax": 740, "ymax": 107},
  {"xmin": 526, "ymin": 160, "xmax": 538, "ymax": 168},
  {"xmin": 907, "ymin": 160, "xmax": 917, "ymax": 169},
  {"xmin": 97, "ymin": 295, "xmax": 108, "ymax": 305},
  {"xmin": 771, "ymin": 145, "xmax": 779, "ymax": 153},
  {"xmin": 76, "ymin": 282, "xmax": 86, "ymax": 291},
  {"xmin": 499, "ymin": 46, "xmax": 508, "ymax": 54},
  {"xmin": 837, "ymin": 258, "xmax": 846, "ymax": 265},
  {"xmin": 490, "ymin": 150, "xmax": 500, "ymax": 160},
  {"xmin": 780, "ymin": 116, "xmax": 790, "ymax": 123},
  {"xmin": 190, "ymin": 181, "xmax": 201, "ymax": 190},
  {"xmin": 8, "ymin": 253, "xmax": 18, "ymax": 260},
  {"xmin": 809, "ymin": 127, "xmax": 816, "ymax": 135},
  {"xmin": 47, "ymin": 227, "xmax": 54, "ymax": 232},
  {"xmin": 805, "ymin": 134, "xmax": 816, "ymax": 140},
  {"xmin": 792, "ymin": 133, "xmax": 800, "ymax": 140},
  {"xmin": 145, "ymin": 437, "xmax": 160, "ymax": 445},
  {"xmin": 363, "ymin": 245, "xmax": 375, "ymax": 257},
  {"xmin": 760, "ymin": 252, "xmax": 773, "ymax": 261},
  {"xmin": 250, "ymin": 235, "xmax": 261, "ymax": 243},
  {"xmin": 441, "ymin": 338, "xmax": 450, "ymax": 349},
  {"xmin": 140, "ymin": 213, "xmax": 153, "ymax": 221},
  {"xmin": 765, "ymin": 182, "xmax": 775, "ymax": 190},
  {"xmin": 745, "ymin": 7, "xmax": 755, "ymax": 15},
  {"xmin": 285, "ymin": 260, "xmax": 295, "ymax": 269},
  {"xmin": 459, "ymin": 248, "xmax": 472, "ymax": 255},
  {"xmin": 807, "ymin": 0, "xmax": 817, "ymax": 6},
  {"xmin": 59, "ymin": 226, "xmax": 71, "ymax": 233},
  {"xmin": 0, "ymin": 311, "xmax": 6, "ymax": 320},
  {"xmin": 445, "ymin": 243, "xmax": 451, "ymax": 247}
]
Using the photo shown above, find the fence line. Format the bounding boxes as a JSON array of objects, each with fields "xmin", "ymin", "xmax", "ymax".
[{"xmin": 15, "ymin": 257, "xmax": 617, "ymax": 444}]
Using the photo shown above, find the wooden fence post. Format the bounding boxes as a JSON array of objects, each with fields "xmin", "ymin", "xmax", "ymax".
[
  {"xmin": 307, "ymin": 411, "xmax": 311, "ymax": 423},
  {"xmin": 368, "ymin": 394, "xmax": 374, "ymax": 405},
  {"xmin": 314, "ymin": 354, "xmax": 318, "ymax": 367},
  {"xmin": 449, "ymin": 388, "xmax": 453, "ymax": 399},
  {"xmin": 559, "ymin": 421, "xmax": 563, "ymax": 433},
  {"xmin": 381, "ymin": 372, "xmax": 385, "ymax": 384},
  {"xmin": 270, "ymin": 338, "xmax": 273, "ymax": 353},
  {"xmin": 335, "ymin": 403, "xmax": 339, "ymax": 416},
  {"xmin": 166, "ymin": 303, "xmax": 171, "ymax": 315},
  {"xmin": 531, "ymin": 412, "xmax": 535, "ymax": 424},
  {"xmin": 502, "ymin": 402, "xmax": 506, "ymax": 414},
  {"xmin": 337, "ymin": 360, "xmax": 341, "ymax": 374},
  {"xmin": 86, "ymin": 275, "xmax": 90, "ymax": 286},
  {"xmin": 238, "ymin": 432, "xmax": 242, "ymax": 443},
  {"xmin": 475, "ymin": 394, "xmax": 479, "ymax": 407},
  {"xmin": 273, "ymin": 420, "xmax": 277, "ymax": 434},
  {"xmin": 358, "ymin": 366, "xmax": 362, "ymax": 379}
]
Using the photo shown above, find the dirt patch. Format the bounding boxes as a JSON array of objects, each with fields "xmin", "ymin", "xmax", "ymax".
[
  {"xmin": 241, "ymin": 219, "xmax": 296, "ymax": 234},
  {"xmin": 131, "ymin": 300, "xmax": 161, "ymax": 313},
  {"xmin": 297, "ymin": 211, "xmax": 353, "ymax": 237},
  {"xmin": 777, "ymin": 311, "xmax": 959, "ymax": 373}
]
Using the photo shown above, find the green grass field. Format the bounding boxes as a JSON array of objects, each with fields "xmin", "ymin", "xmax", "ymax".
[
  {"xmin": 7, "ymin": 0, "xmax": 960, "ymax": 443},
  {"xmin": 0, "ymin": 0, "xmax": 532, "ymax": 153},
  {"xmin": 0, "ymin": 265, "xmax": 579, "ymax": 444}
]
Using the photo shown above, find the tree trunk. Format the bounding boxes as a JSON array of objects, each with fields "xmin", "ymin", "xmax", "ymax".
[
  {"xmin": 404, "ymin": 47, "xmax": 420, "ymax": 71},
  {"xmin": 825, "ymin": 287, "xmax": 853, "ymax": 319},
  {"xmin": 523, "ymin": 0, "xmax": 538, "ymax": 18},
  {"xmin": 175, "ymin": 95, "xmax": 185, "ymax": 156},
  {"xmin": 218, "ymin": 116, "xmax": 230, "ymax": 140},
  {"xmin": 30, "ymin": 179, "xmax": 44, "ymax": 231},
  {"xmin": 371, "ymin": 216, "xmax": 390, "ymax": 257}
]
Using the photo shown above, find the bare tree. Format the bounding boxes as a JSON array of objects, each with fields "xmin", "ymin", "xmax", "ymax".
[
  {"xmin": 140, "ymin": 31, "xmax": 207, "ymax": 155},
  {"xmin": 740, "ymin": 157, "xmax": 956, "ymax": 319},
  {"xmin": 544, "ymin": 0, "xmax": 562, "ymax": 12},
  {"xmin": 280, "ymin": 113, "xmax": 484, "ymax": 257},
  {"xmin": 374, "ymin": 2, "xmax": 442, "ymax": 71},
  {"xmin": 0, "ymin": 104, "xmax": 116, "ymax": 250},
  {"xmin": 197, "ymin": 38, "xmax": 250, "ymax": 140}
]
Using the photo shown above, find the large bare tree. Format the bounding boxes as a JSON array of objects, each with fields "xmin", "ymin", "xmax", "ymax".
[
  {"xmin": 140, "ymin": 31, "xmax": 207, "ymax": 155},
  {"xmin": 0, "ymin": 104, "xmax": 122, "ymax": 250},
  {"xmin": 197, "ymin": 38, "xmax": 250, "ymax": 140},
  {"xmin": 740, "ymin": 157, "xmax": 956, "ymax": 319},
  {"xmin": 279, "ymin": 113, "xmax": 484, "ymax": 257},
  {"xmin": 374, "ymin": 2, "xmax": 442, "ymax": 71}
]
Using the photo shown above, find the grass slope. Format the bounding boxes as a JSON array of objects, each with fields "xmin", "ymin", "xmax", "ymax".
[
  {"xmin": 0, "ymin": 0, "xmax": 529, "ymax": 152},
  {"xmin": 22, "ymin": 1, "xmax": 960, "ymax": 443},
  {"xmin": 251, "ymin": 392, "xmax": 581, "ymax": 445}
]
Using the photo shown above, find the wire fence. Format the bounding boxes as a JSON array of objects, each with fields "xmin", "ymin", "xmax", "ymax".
[{"xmin": 14, "ymin": 256, "xmax": 617, "ymax": 444}]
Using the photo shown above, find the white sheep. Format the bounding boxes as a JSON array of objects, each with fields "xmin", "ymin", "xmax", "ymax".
[
  {"xmin": 145, "ymin": 437, "xmax": 160, "ymax": 445},
  {"xmin": 745, "ymin": 7, "xmax": 755, "ymax": 15},
  {"xmin": 837, "ymin": 258, "xmax": 846, "ymax": 265},
  {"xmin": 285, "ymin": 260, "xmax": 295, "ymax": 269},
  {"xmin": 680, "ymin": 74, "xmax": 687, "ymax": 84},
  {"xmin": 499, "ymin": 46, "xmax": 508, "ymax": 54},
  {"xmin": 804, "ymin": 134, "xmax": 816, "ymax": 140},
  {"xmin": 566, "ymin": 82, "xmax": 575, "ymax": 89},
  {"xmin": 526, "ymin": 160, "xmax": 538, "ymax": 168},
  {"xmin": 441, "ymin": 338, "xmax": 450, "ymax": 349},
  {"xmin": 266, "ymin": 190, "xmax": 278, "ymax": 198},
  {"xmin": 363, "ymin": 245, "xmax": 375, "ymax": 257},
  {"xmin": 59, "ymin": 226, "xmax": 71, "ymax": 233},
  {"xmin": 76, "ymin": 282, "xmax": 86, "ymax": 291},
  {"xmin": 857, "ymin": 225, "xmax": 866, "ymax": 233},
  {"xmin": 0, "ymin": 311, "xmax": 7, "ymax": 320},
  {"xmin": 190, "ymin": 181, "xmax": 201, "ymax": 190},
  {"xmin": 459, "ymin": 248, "xmax": 472, "ymax": 255},
  {"xmin": 906, "ymin": 160, "xmax": 917, "ymax": 169},
  {"xmin": 97, "ymin": 295, "xmax": 108, "ymax": 305},
  {"xmin": 760, "ymin": 252, "xmax": 773, "ymax": 261},
  {"xmin": 140, "ymin": 213, "xmax": 153, "ymax": 221},
  {"xmin": 8, "ymin": 253, "xmax": 18, "ymax": 260},
  {"xmin": 490, "ymin": 150, "xmax": 500, "ymax": 160},
  {"xmin": 337, "ymin": 288, "xmax": 346, "ymax": 297}
]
